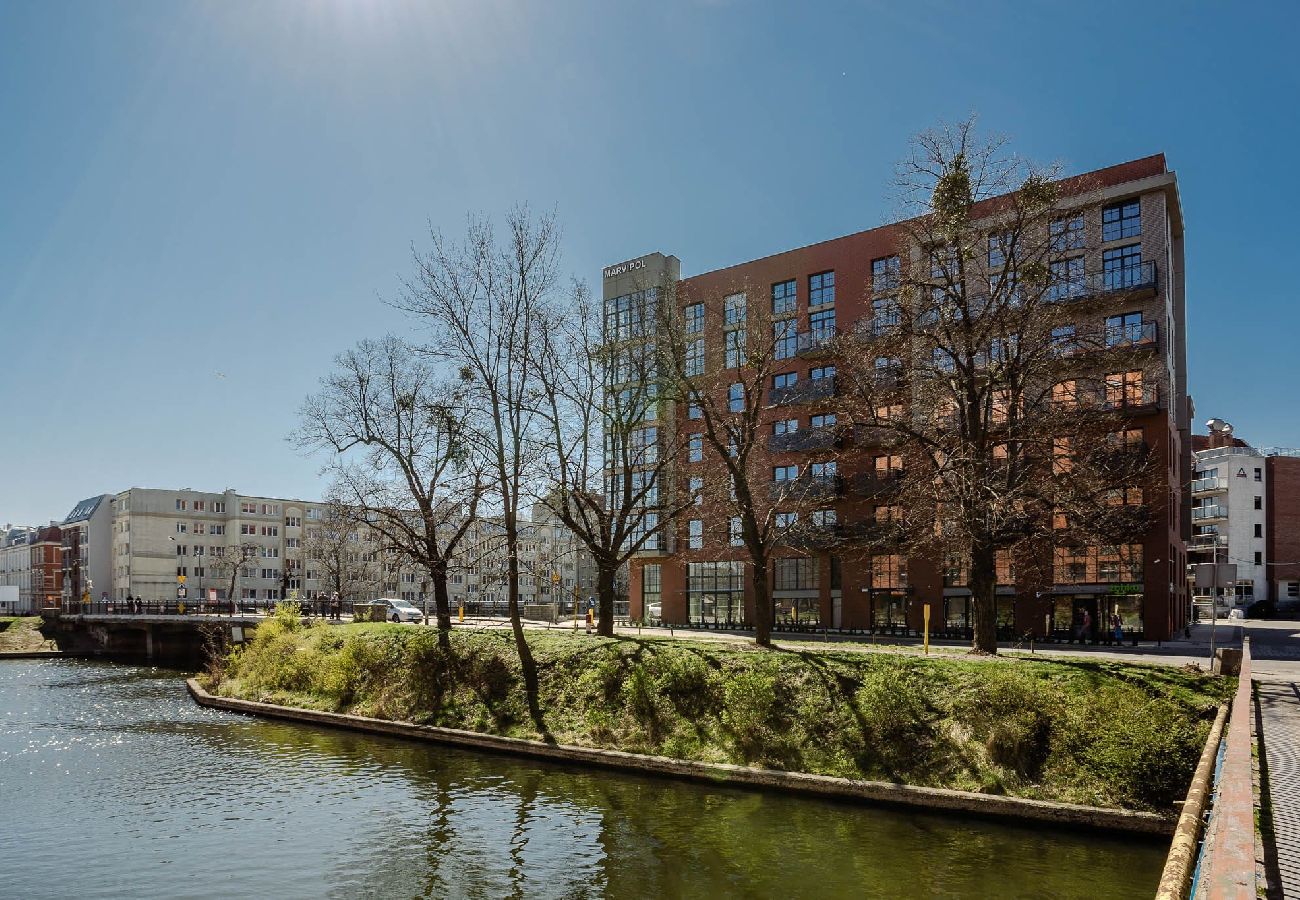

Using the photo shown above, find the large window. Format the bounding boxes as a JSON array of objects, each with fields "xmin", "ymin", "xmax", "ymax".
[
  {"xmin": 809, "ymin": 271, "xmax": 835, "ymax": 306},
  {"xmin": 685, "ymin": 338, "xmax": 704, "ymax": 377},
  {"xmin": 774, "ymin": 557, "xmax": 818, "ymax": 591},
  {"xmin": 684, "ymin": 303, "xmax": 704, "ymax": 334},
  {"xmin": 774, "ymin": 465, "xmax": 799, "ymax": 482},
  {"xmin": 772, "ymin": 279, "xmax": 797, "ymax": 315},
  {"xmin": 605, "ymin": 288, "xmax": 657, "ymax": 341},
  {"xmin": 725, "ymin": 329, "xmax": 747, "ymax": 368},
  {"xmin": 728, "ymin": 382, "xmax": 745, "ymax": 412},
  {"xmin": 774, "ymin": 372, "xmax": 797, "ymax": 389},
  {"xmin": 774, "ymin": 319, "xmax": 798, "ymax": 359},
  {"xmin": 1102, "ymin": 200, "xmax": 1141, "ymax": 242},
  {"xmin": 1050, "ymin": 215, "xmax": 1085, "ymax": 253},
  {"xmin": 871, "ymin": 255, "xmax": 900, "ymax": 292},
  {"xmin": 642, "ymin": 564, "xmax": 661, "ymax": 614},
  {"xmin": 724, "ymin": 292, "xmax": 747, "ymax": 325},
  {"xmin": 688, "ymin": 520, "xmax": 703, "ymax": 550},
  {"xmin": 1103, "ymin": 244, "xmax": 1143, "ymax": 290},
  {"xmin": 810, "ymin": 308, "xmax": 836, "ymax": 339},
  {"xmin": 688, "ymin": 434, "xmax": 703, "ymax": 463},
  {"xmin": 811, "ymin": 365, "xmax": 835, "ymax": 381},
  {"xmin": 1048, "ymin": 256, "xmax": 1085, "ymax": 300},
  {"xmin": 1105, "ymin": 312, "xmax": 1146, "ymax": 347},
  {"xmin": 687, "ymin": 561, "xmax": 745, "ymax": 625},
  {"xmin": 872, "ymin": 298, "xmax": 901, "ymax": 333}
]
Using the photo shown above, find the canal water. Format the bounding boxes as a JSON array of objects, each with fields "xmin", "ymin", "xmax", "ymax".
[{"xmin": 0, "ymin": 659, "xmax": 1165, "ymax": 899}]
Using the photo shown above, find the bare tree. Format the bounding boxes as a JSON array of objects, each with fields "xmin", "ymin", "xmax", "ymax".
[
  {"xmin": 208, "ymin": 541, "xmax": 261, "ymax": 613},
  {"xmin": 532, "ymin": 280, "xmax": 693, "ymax": 636},
  {"xmin": 659, "ymin": 276, "xmax": 847, "ymax": 647},
  {"xmin": 837, "ymin": 119, "xmax": 1158, "ymax": 654},
  {"xmin": 297, "ymin": 336, "xmax": 482, "ymax": 645},
  {"xmin": 298, "ymin": 500, "xmax": 376, "ymax": 609},
  {"xmin": 398, "ymin": 208, "xmax": 556, "ymax": 733}
]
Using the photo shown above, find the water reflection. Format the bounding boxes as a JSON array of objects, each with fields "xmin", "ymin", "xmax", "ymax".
[{"xmin": 0, "ymin": 660, "xmax": 1163, "ymax": 899}]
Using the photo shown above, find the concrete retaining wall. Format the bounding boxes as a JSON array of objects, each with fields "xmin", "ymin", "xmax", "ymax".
[{"xmin": 187, "ymin": 678, "xmax": 1172, "ymax": 836}]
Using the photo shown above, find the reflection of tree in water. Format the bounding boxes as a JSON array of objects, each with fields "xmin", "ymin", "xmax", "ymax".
[{"xmin": 130, "ymin": 681, "xmax": 1161, "ymax": 899}]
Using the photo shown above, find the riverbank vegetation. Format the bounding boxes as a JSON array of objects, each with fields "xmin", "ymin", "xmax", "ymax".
[
  {"xmin": 204, "ymin": 612, "xmax": 1231, "ymax": 813},
  {"xmin": 0, "ymin": 617, "xmax": 55, "ymax": 652}
]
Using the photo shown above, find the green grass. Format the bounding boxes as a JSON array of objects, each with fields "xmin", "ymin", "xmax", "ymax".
[{"xmin": 206, "ymin": 612, "xmax": 1232, "ymax": 813}]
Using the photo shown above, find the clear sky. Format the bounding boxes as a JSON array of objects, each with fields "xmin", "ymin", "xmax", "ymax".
[{"xmin": 2, "ymin": 0, "xmax": 1297, "ymax": 526}]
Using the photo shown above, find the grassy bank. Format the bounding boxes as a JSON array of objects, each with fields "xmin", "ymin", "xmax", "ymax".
[
  {"xmin": 0, "ymin": 617, "xmax": 56, "ymax": 652},
  {"xmin": 206, "ymin": 612, "xmax": 1231, "ymax": 813}
]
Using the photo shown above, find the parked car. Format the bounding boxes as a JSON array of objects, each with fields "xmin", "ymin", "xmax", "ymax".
[
  {"xmin": 646, "ymin": 601, "xmax": 662, "ymax": 621},
  {"xmin": 1246, "ymin": 598, "xmax": 1276, "ymax": 619},
  {"xmin": 379, "ymin": 598, "xmax": 424, "ymax": 624}
]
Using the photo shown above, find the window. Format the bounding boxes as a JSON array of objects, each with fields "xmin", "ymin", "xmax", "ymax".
[
  {"xmin": 684, "ymin": 303, "xmax": 704, "ymax": 334},
  {"xmin": 809, "ymin": 308, "xmax": 836, "ymax": 339},
  {"xmin": 728, "ymin": 383, "xmax": 745, "ymax": 413},
  {"xmin": 810, "ymin": 460, "xmax": 836, "ymax": 479},
  {"xmin": 932, "ymin": 348, "xmax": 956, "ymax": 373},
  {"xmin": 688, "ymin": 402, "xmax": 702, "ymax": 419},
  {"xmin": 774, "ymin": 319, "xmax": 798, "ymax": 359},
  {"xmin": 193, "ymin": 500, "xmax": 205, "ymax": 512},
  {"xmin": 688, "ymin": 520, "xmax": 703, "ymax": 550},
  {"xmin": 1255, "ymin": 523, "xmax": 1263, "ymax": 538},
  {"xmin": 773, "ymin": 372, "xmax": 797, "ymax": 389},
  {"xmin": 1046, "ymin": 325, "xmax": 1076, "ymax": 357},
  {"xmin": 685, "ymin": 338, "xmax": 704, "ymax": 377},
  {"xmin": 605, "ymin": 289, "xmax": 657, "ymax": 341},
  {"xmin": 1255, "ymin": 496, "xmax": 1263, "ymax": 510},
  {"xmin": 809, "ymin": 271, "xmax": 835, "ymax": 306},
  {"xmin": 1050, "ymin": 215, "xmax": 1085, "ymax": 253},
  {"xmin": 725, "ymin": 329, "xmax": 747, "ymax": 368},
  {"xmin": 872, "ymin": 255, "xmax": 901, "ymax": 292},
  {"xmin": 175, "ymin": 499, "xmax": 188, "ymax": 511},
  {"xmin": 306, "ymin": 508, "xmax": 321, "ymax": 520},
  {"xmin": 811, "ymin": 509, "xmax": 836, "ymax": 526},
  {"xmin": 261, "ymin": 525, "xmax": 279, "ymax": 537},
  {"xmin": 1105, "ymin": 312, "xmax": 1146, "ymax": 346},
  {"xmin": 213, "ymin": 501, "xmax": 225, "ymax": 514},
  {"xmin": 729, "ymin": 517, "xmax": 744, "ymax": 546},
  {"xmin": 241, "ymin": 502, "xmax": 257, "ymax": 515},
  {"xmin": 241, "ymin": 524, "xmax": 256, "ymax": 536},
  {"xmin": 810, "ymin": 413, "xmax": 836, "ymax": 429},
  {"xmin": 1255, "ymin": 551, "xmax": 1263, "ymax": 566},
  {"xmin": 285, "ymin": 516, "xmax": 301, "ymax": 527},
  {"xmin": 1255, "ymin": 467, "xmax": 1263, "ymax": 482},
  {"xmin": 1104, "ymin": 371, "xmax": 1145, "ymax": 408},
  {"xmin": 772, "ymin": 279, "xmax": 797, "ymax": 315},
  {"xmin": 176, "ymin": 523, "xmax": 187, "ymax": 534},
  {"xmin": 811, "ymin": 365, "xmax": 835, "ymax": 381},
  {"xmin": 1048, "ymin": 256, "xmax": 1085, "ymax": 300},
  {"xmin": 724, "ymin": 292, "xmax": 747, "ymax": 325},
  {"xmin": 192, "ymin": 522, "xmax": 205, "ymax": 535},
  {"xmin": 774, "ymin": 418, "xmax": 798, "ymax": 435},
  {"xmin": 1052, "ymin": 380, "xmax": 1079, "ymax": 409},
  {"xmin": 688, "ymin": 434, "xmax": 703, "ymax": 463},
  {"xmin": 630, "ymin": 426, "xmax": 658, "ymax": 464},
  {"xmin": 774, "ymin": 557, "xmax": 819, "ymax": 591},
  {"xmin": 774, "ymin": 465, "xmax": 799, "ymax": 482},
  {"xmin": 211, "ymin": 524, "xmax": 225, "ymax": 536},
  {"xmin": 175, "ymin": 544, "xmax": 187, "ymax": 556},
  {"xmin": 1102, "ymin": 244, "xmax": 1143, "ymax": 289},
  {"xmin": 775, "ymin": 511, "xmax": 798, "ymax": 529},
  {"xmin": 870, "ymin": 554, "xmax": 904, "ymax": 589},
  {"xmin": 874, "ymin": 454, "xmax": 903, "ymax": 475},
  {"xmin": 689, "ymin": 477, "xmax": 704, "ymax": 505},
  {"xmin": 987, "ymin": 233, "xmax": 1011, "ymax": 268},
  {"xmin": 872, "ymin": 298, "xmax": 901, "ymax": 333},
  {"xmin": 1102, "ymin": 200, "xmax": 1141, "ymax": 242}
]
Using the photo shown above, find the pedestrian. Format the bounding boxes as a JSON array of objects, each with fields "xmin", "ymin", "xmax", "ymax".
[
  {"xmin": 1112, "ymin": 613, "xmax": 1124, "ymax": 644},
  {"xmin": 126, "ymin": 593, "xmax": 134, "ymax": 615},
  {"xmin": 330, "ymin": 593, "xmax": 341, "ymax": 620},
  {"xmin": 1079, "ymin": 609, "xmax": 1092, "ymax": 643}
]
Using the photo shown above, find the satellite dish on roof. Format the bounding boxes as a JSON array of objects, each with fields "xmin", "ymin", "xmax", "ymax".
[{"xmin": 1206, "ymin": 418, "xmax": 1227, "ymax": 432}]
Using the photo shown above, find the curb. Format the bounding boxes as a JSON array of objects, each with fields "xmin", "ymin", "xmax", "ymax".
[
  {"xmin": 187, "ymin": 678, "xmax": 1172, "ymax": 836},
  {"xmin": 1155, "ymin": 703, "xmax": 1229, "ymax": 899}
]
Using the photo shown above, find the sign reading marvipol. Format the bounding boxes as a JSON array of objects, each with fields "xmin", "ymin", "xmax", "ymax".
[{"xmin": 603, "ymin": 257, "xmax": 650, "ymax": 279}]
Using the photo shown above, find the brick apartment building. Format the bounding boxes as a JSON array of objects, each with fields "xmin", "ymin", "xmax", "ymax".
[{"xmin": 610, "ymin": 154, "xmax": 1192, "ymax": 641}]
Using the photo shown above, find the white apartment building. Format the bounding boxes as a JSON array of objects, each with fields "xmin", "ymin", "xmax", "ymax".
[
  {"xmin": 1192, "ymin": 430, "xmax": 1269, "ymax": 608},
  {"xmin": 109, "ymin": 487, "xmax": 598, "ymax": 611},
  {"xmin": 0, "ymin": 525, "xmax": 37, "ymax": 612},
  {"xmin": 60, "ymin": 496, "xmax": 113, "ymax": 607}
]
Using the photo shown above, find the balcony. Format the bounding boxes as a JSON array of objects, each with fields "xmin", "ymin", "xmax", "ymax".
[
  {"xmin": 767, "ymin": 425, "xmax": 841, "ymax": 454},
  {"xmin": 1188, "ymin": 534, "xmax": 1228, "ymax": 553},
  {"xmin": 768, "ymin": 473, "xmax": 843, "ymax": 502},
  {"xmin": 854, "ymin": 424, "xmax": 903, "ymax": 447},
  {"xmin": 855, "ymin": 470, "xmax": 905, "ymax": 497},
  {"xmin": 1088, "ymin": 441, "xmax": 1151, "ymax": 473},
  {"xmin": 852, "ymin": 316, "xmax": 901, "ymax": 340},
  {"xmin": 1047, "ymin": 261, "xmax": 1159, "ymax": 304},
  {"xmin": 1101, "ymin": 384, "xmax": 1161, "ymax": 414},
  {"xmin": 1192, "ymin": 504, "xmax": 1228, "ymax": 523},
  {"xmin": 796, "ymin": 328, "xmax": 837, "ymax": 356},
  {"xmin": 783, "ymin": 523, "xmax": 841, "ymax": 551},
  {"xmin": 1191, "ymin": 476, "xmax": 1228, "ymax": 496},
  {"xmin": 1102, "ymin": 321, "xmax": 1158, "ymax": 352},
  {"xmin": 768, "ymin": 375, "xmax": 836, "ymax": 407}
]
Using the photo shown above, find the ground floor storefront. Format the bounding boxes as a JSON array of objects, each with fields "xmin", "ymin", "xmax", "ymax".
[{"xmin": 629, "ymin": 555, "xmax": 1187, "ymax": 642}]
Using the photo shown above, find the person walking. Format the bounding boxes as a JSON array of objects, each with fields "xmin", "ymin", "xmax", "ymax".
[{"xmin": 1079, "ymin": 609, "xmax": 1092, "ymax": 644}]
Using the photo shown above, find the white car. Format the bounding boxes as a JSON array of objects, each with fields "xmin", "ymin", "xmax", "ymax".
[
  {"xmin": 380, "ymin": 598, "xmax": 424, "ymax": 624},
  {"xmin": 647, "ymin": 602, "xmax": 662, "ymax": 621}
]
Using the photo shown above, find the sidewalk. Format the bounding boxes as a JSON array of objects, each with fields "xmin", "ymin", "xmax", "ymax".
[{"xmin": 1257, "ymin": 679, "xmax": 1300, "ymax": 897}]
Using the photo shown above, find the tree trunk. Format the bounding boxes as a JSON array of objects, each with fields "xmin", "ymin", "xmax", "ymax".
[
  {"xmin": 751, "ymin": 556, "xmax": 773, "ymax": 648},
  {"xmin": 505, "ymin": 518, "xmax": 548, "ymax": 740},
  {"xmin": 970, "ymin": 541, "xmax": 999, "ymax": 654},
  {"xmin": 595, "ymin": 561, "xmax": 616, "ymax": 638},
  {"xmin": 431, "ymin": 563, "xmax": 452, "ymax": 649}
]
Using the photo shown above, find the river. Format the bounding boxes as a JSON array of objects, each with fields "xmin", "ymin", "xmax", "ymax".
[{"xmin": 0, "ymin": 659, "xmax": 1165, "ymax": 899}]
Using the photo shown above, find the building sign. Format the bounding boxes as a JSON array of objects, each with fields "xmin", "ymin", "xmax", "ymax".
[
  {"xmin": 1108, "ymin": 584, "xmax": 1143, "ymax": 595},
  {"xmin": 603, "ymin": 257, "xmax": 649, "ymax": 280}
]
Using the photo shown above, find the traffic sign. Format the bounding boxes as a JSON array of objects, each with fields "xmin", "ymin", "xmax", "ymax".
[
  {"xmin": 177, "ymin": 586, "xmax": 188, "ymax": 599},
  {"xmin": 178, "ymin": 574, "xmax": 186, "ymax": 584}
]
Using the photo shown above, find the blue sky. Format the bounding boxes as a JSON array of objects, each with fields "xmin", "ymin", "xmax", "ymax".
[{"xmin": 2, "ymin": 0, "xmax": 1297, "ymax": 526}]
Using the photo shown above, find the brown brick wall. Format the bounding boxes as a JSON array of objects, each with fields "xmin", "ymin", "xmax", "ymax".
[{"xmin": 1267, "ymin": 457, "xmax": 1300, "ymax": 587}]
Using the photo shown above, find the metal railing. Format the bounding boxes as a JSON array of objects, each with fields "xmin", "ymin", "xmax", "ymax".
[
  {"xmin": 796, "ymin": 328, "xmax": 837, "ymax": 355},
  {"xmin": 767, "ymin": 425, "xmax": 840, "ymax": 454},
  {"xmin": 1047, "ymin": 261, "xmax": 1158, "ymax": 303},
  {"xmin": 1192, "ymin": 505, "xmax": 1228, "ymax": 521},
  {"xmin": 768, "ymin": 375, "xmax": 836, "ymax": 407},
  {"xmin": 1191, "ymin": 476, "xmax": 1228, "ymax": 494}
]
